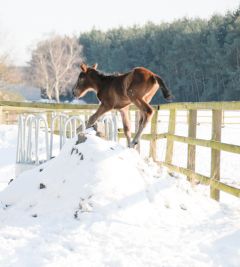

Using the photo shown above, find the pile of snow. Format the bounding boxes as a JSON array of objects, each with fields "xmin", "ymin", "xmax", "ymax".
[
  {"xmin": 0, "ymin": 131, "xmax": 240, "ymax": 267},
  {"xmin": 0, "ymin": 133, "xmax": 154, "ymax": 222}
]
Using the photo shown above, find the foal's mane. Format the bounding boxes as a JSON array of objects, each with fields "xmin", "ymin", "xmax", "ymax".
[{"xmin": 95, "ymin": 70, "xmax": 122, "ymax": 80}]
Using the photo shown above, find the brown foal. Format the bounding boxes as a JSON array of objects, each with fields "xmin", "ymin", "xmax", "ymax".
[{"xmin": 72, "ymin": 63, "xmax": 172, "ymax": 148}]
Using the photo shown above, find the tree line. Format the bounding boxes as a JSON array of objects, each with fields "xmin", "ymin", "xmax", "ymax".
[
  {"xmin": 0, "ymin": 47, "xmax": 22, "ymax": 101},
  {"xmin": 26, "ymin": 7, "xmax": 240, "ymax": 103}
]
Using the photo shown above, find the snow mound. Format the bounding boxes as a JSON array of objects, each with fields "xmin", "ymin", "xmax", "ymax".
[{"xmin": 0, "ymin": 133, "xmax": 155, "ymax": 222}]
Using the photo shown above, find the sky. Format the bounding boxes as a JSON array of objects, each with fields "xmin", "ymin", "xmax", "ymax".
[{"xmin": 0, "ymin": 0, "xmax": 239, "ymax": 66}]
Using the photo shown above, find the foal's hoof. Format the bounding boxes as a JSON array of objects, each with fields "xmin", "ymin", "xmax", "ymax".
[
  {"xmin": 129, "ymin": 141, "xmax": 138, "ymax": 149},
  {"xmin": 76, "ymin": 133, "xmax": 87, "ymax": 145}
]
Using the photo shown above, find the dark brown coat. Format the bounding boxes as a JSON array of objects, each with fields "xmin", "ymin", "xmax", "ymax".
[{"xmin": 73, "ymin": 63, "xmax": 172, "ymax": 147}]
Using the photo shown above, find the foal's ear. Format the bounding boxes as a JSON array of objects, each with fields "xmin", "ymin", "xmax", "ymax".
[
  {"xmin": 80, "ymin": 63, "xmax": 88, "ymax": 72},
  {"xmin": 92, "ymin": 63, "xmax": 98, "ymax": 70}
]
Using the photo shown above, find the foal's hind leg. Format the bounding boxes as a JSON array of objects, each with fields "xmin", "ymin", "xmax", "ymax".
[
  {"xmin": 119, "ymin": 106, "xmax": 131, "ymax": 147},
  {"xmin": 130, "ymin": 98, "xmax": 153, "ymax": 148},
  {"xmin": 137, "ymin": 113, "xmax": 144, "ymax": 131}
]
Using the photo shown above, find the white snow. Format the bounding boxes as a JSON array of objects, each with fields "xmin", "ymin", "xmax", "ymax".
[
  {"xmin": 0, "ymin": 125, "xmax": 60, "ymax": 191},
  {"xmin": 0, "ymin": 125, "xmax": 240, "ymax": 267},
  {"xmin": 0, "ymin": 125, "xmax": 18, "ymax": 190}
]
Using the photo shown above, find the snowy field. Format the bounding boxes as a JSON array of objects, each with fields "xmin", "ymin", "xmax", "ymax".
[{"xmin": 0, "ymin": 113, "xmax": 240, "ymax": 267}]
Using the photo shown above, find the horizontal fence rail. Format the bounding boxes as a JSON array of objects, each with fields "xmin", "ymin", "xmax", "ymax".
[
  {"xmin": 0, "ymin": 100, "xmax": 240, "ymax": 201},
  {"xmin": 156, "ymin": 133, "xmax": 240, "ymax": 154}
]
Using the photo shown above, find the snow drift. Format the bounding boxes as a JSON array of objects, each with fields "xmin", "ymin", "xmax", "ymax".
[
  {"xmin": 0, "ymin": 132, "xmax": 156, "ymax": 222},
  {"xmin": 0, "ymin": 131, "xmax": 240, "ymax": 267}
]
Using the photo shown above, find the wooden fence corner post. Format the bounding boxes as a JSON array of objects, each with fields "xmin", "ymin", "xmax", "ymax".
[
  {"xmin": 0, "ymin": 106, "xmax": 3, "ymax": 124},
  {"xmin": 210, "ymin": 109, "xmax": 222, "ymax": 201},
  {"xmin": 187, "ymin": 110, "xmax": 197, "ymax": 182},
  {"xmin": 149, "ymin": 107, "xmax": 158, "ymax": 161},
  {"xmin": 165, "ymin": 109, "xmax": 176, "ymax": 164},
  {"xmin": 47, "ymin": 112, "xmax": 52, "ymax": 129}
]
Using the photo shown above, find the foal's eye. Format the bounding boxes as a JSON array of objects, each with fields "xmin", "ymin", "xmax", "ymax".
[
  {"xmin": 79, "ymin": 73, "xmax": 86, "ymax": 81},
  {"xmin": 78, "ymin": 76, "xmax": 85, "ymax": 82}
]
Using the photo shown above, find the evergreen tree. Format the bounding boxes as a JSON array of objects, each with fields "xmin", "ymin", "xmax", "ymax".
[{"xmin": 78, "ymin": 7, "xmax": 240, "ymax": 103}]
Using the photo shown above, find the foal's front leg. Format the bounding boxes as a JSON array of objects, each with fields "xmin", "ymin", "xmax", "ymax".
[
  {"xmin": 87, "ymin": 104, "xmax": 112, "ymax": 128},
  {"xmin": 77, "ymin": 104, "xmax": 112, "ymax": 134}
]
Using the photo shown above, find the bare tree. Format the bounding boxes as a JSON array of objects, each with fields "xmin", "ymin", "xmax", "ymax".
[
  {"xmin": 28, "ymin": 35, "xmax": 82, "ymax": 102},
  {"xmin": 0, "ymin": 28, "xmax": 21, "ymax": 88},
  {"xmin": 0, "ymin": 55, "xmax": 9, "ymax": 87},
  {"xmin": 0, "ymin": 54, "xmax": 21, "ymax": 89}
]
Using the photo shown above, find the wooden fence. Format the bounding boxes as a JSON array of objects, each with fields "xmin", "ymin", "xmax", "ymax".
[
  {"xmin": 153, "ymin": 102, "xmax": 240, "ymax": 201},
  {"xmin": 0, "ymin": 100, "xmax": 240, "ymax": 201}
]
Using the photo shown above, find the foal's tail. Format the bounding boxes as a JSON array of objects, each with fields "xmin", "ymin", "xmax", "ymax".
[{"xmin": 154, "ymin": 75, "xmax": 173, "ymax": 102}]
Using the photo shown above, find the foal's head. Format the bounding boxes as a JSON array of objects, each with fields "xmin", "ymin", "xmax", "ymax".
[{"xmin": 72, "ymin": 63, "xmax": 98, "ymax": 98}]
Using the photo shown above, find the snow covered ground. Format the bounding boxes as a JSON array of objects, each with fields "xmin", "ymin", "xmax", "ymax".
[
  {"xmin": 0, "ymin": 123, "xmax": 239, "ymax": 267},
  {"xmin": 0, "ymin": 125, "xmax": 18, "ymax": 190},
  {"xmin": 0, "ymin": 125, "xmax": 60, "ymax": 191}
]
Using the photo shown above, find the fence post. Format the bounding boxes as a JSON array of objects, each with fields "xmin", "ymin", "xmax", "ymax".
[
  {"xmin": 187, "ymin": 110, "xmax": 197, "ymax": 182},
  {"xmin": 149, "ymin": 108, "xmax": 158, "ymax": 161},
  {"xmin": 165, "ymin": 109, "xmax": 176, "ymax": 164},
  {"xmin": 210, "ymin": 109, "xmax": 222, "ymax": 201},
  {"xmin": 0, "ymin": 106, "xmax": 2, "ymax": 124},
  {"xmin": 47, "ymin": 112, "xmax": 52, "ymax": 129},
  {"xmin": 6, "ymin": 111, "xmax": 10, "ymax": 124}
]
